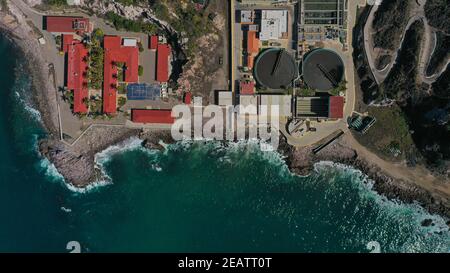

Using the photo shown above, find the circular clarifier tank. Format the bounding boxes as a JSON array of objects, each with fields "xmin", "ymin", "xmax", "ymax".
[
  {"xmin": 254, "ymin": 48, "xmax": 298, "ymax": 90},
  {"xmin": 302, "ymin": 49, "xmax": 345, "ymax": 91}
]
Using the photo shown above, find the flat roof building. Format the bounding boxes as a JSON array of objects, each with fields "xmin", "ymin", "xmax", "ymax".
[
  {"xmin": 240, "ymin": 81, "xmax": 256, "ymax": 95},
  {"xmin": 328, "ymin": 96, "xmax": 344, "ymax": 119},
  {"xmin": 131, "ymin": 109, "xmax": 175, "ymax": 124},
  {"xmin": 149, "ymin": 35, "xmax": 158, "ymax": 50},
  {"xmin": 240, "ymin": 10, "xmax": 254, "ymax": 24},
  {"xmin": 259, "ymin": 10, "xmax": 288, "ymax": 41},
  {"xmin": 44, "ymin": 16, "xmax": 91, "ymax": 34},
  {"xmin": 259, "ymin": 95, "xmax": 292, "ymax": 117},
  {"xmin": 156, "ymin": 44, "xmax": 171, "ymax": 83},
  {"xmin": 295, "ymin": 96, "xmax": 344, "ymax": 119},
  {"xmin": 217, "ymin": 91, "xmax": 233, "ymax": 106},
  {"xmin": 246, "ymin": 30, "xmax": 260, "ymax": 69},
  {"xmin": 122, "ymin": 38, "xmax": 138, "ymax": 47}
]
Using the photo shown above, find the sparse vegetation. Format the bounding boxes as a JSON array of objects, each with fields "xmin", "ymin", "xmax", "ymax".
[
  {"xmin": 118, "ymin": 83, "xmax": 127, "ymax": 94},
  {"xmin": 118, "ymin": 97, "xmax": 127, "ymax": 108},
  {"xmin": 425, "ymin": 0, "xmax": 450, "ymax": 34},
  {"xmin": 138, "ymin": 65, "xmax": 144, "ymax": 76},
  {"xmin": 330, "ymin": 80, "xmax": 347, "ymax": 96},
  {"xmin": 105, "ymin": 11, "xmax": 157, "ymax": 34},
  {"xmin": 426, "ymin": 31, "xmax": 450, "ymax": 76},
  {"xmin": 372, "ymin": 0, "xmax": 412, "ymax": 50},
  {"xmin": 424, "ymin": 0, "xmax": 450, "ymax": 76},
  {"xmin": 353, "ymin": 105, "xmax": 415, "ymax": 162},
  {"xmin": 149, "ymin": 1, "xmax": 212, "ymax": 57},
  {"xmin": 137, "ymin": 41, "xmax": 144, "ymax": 52},
  {"xmin": 45, "ymin": 0, "xmax": 67, "ymax": 7},
  {"xmin": 382, "ymin": 21, "xmax": 424, "ymax": 102},
  {"xmin": 88, "ymin": 96, "xmax": 103, "ymax": 116},
  {"xmin": 297, "ymin": 87, "xmax": 315, "ymax": 97}
]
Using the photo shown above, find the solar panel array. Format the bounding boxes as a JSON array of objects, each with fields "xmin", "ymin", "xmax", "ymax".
[{"xmin": 127, "ymin": 83, "xmax": 161, "ymax": 100}]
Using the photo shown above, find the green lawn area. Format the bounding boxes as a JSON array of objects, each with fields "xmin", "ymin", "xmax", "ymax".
[{"xmin": 353, "ymin": 105, "xmax": 415, "ymax": 161}]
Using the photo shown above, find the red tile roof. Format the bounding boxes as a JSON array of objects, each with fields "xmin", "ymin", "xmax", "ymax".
[
  {"xmin": 61, "ymin": 34, "xmax": 73, "ymax": 52},
  {"xmin": 240, "ymin": 81, "xmax": 255, "ymax": 95},
  {"xmin": 184, "ymin": 92, "xmax": 192, "ymax": 104},
  {"xmin": 329, "ymin": 96, "xmax": 344, "ymax": 119},
  {"xmin": 103, "ymin": 36, "xmax": 139, "ymax": 114},
  {"xmin": 247, "ymin": 55, "xmax": 255, "ymax": 69},
  {"xmin": 247, "ymin": 31, "xmax": 259, "ymax": 54},
  {"xmin": 131, "ymin": 109, "xmax": 175, "ymax": 124},
  {"xmin": 156, "ymin": 43, "xmax": 171, "ymax": 83},
  {"xmin": 45, "ymin": 16, "xmax": 91, "ymax": 34},
  {"xmin": 149, "ymin": 35, "xmax": 158, "ymax": 50},
  {"xmin": 65, "ymin": 39, "xmax": 89, "ymax": 113}
]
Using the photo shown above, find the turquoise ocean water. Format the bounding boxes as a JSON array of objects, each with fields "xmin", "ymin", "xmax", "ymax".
[{"xmin": 0, "ymin": 34, "xmax": 448, "ymax": 253}]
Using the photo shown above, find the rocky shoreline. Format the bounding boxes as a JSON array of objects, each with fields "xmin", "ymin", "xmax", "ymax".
[
  {"xmin": 1, "ymin": 1, "xmax": 449, "ymax": 224},
  {"xmin": 280, "ymin": 135, "xmax": 450, "ymax": 221}
]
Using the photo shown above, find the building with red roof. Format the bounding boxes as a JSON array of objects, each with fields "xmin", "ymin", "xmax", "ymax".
[
  {"xmin": 149, "ymin": 35, "xmax": 158, "ymax": 50},
  {"xmin": 156, "ymin": 43, "xmax": 171, "ymax": 83},
  {"xmin": 61, "ymin": 34, "xmax": 74, "ymax": 52},
  {"xmin": 183, "ymin": 92, "xmax": 192, "ymax": 104},
  {"xmin": 63, "ymin": 37, "xmax": 89, "ymax": 113},
  {"xmin": 328, "ymin": 96, "xmax": 344, "ymax": 119},
  {"xmin": 45, "ymin": 16, "xmax": 91, "ymax": 34},
  {"xmin": 239, "ymin": 81, "xmax": 255, "ymax": 95},
  {"xmin": 247, "ymin": 31, "xmax": 259, "ymax": 54},
  {"xmin": 103, "ymin": 35, "xmax": 139, "ymax": 114},
  {"xmin": 246, "ymin": 30, "xmax": 259, "ymax": 69},
  {"xmin": 131, "ymin": 109, "xmax": 175, "ymax": 124}
]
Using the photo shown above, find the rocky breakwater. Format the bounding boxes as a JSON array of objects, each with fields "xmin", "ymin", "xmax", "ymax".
[{"xmin": 40, "ymin": 126, "xmax": 141, "ymax": 188}]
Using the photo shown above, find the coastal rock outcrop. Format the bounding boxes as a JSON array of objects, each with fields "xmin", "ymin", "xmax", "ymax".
[{"xmin": 39, "ymin": 139, "xmax": 99, "ymax": 187}]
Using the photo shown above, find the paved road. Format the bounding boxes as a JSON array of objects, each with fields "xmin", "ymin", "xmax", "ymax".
[{"xmin": 363, "ymin": 0, "xmax": 448, "ymax": 85}]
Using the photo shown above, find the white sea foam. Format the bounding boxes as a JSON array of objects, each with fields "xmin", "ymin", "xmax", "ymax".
[
  {"xmin": 312, "ymin": 160, "xmax": 450, "ymax": 252},
  {"xmin": 12, "ymin": 66, "xmax": 42, "ymax": 123},
  {"xmin": 93, "ymin": 136, "xmax": 145, "ymax": 182},
  {"xmin": 65, "ymin": 180, "xmax": 112, "ymax": 194},
  {"xmin": 95, "ymin": 137, "xmax": 144, "ymax": 165},
  {"xmin": 61, "ymin": 207, "xmax": 72, "ymax": 213},
  {"xmin": 37, "ymin": 156, "xmax": 109, "ymax": 194},
  {"xmin": 39, "ymin": 157, "xmax": 65, "ymax": 182}
]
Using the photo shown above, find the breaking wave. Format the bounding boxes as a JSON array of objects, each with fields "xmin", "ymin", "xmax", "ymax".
[
  {"xmin": 12, "ymin": 63, "xmax": 42, "ymax": 122},
  {"xmin": 100, "ymin": 140, "xmax": 449, "ymax": 252},
  {"xmin": 313, "ymin": 161, "xmax": 450, "ymax": 253}
]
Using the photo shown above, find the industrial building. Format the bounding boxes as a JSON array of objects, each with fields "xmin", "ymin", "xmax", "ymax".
[
  {"xmin": 298, "ymin": 0, "xmax": 348, "ymax": 43},
  {"xmin": 259, "ymin": 10, "xmax": 288, "ymax": 41},
  {"xmin": 295, "ymin": 96, "xmax": 344, "ymax": 119},
  {"xmin": 301, "ymin": 0, "xmax": 346, "ymax": 26},
  {"xmin": 259, "ymin": 95, "xmax": 292, "ymax": 117}
]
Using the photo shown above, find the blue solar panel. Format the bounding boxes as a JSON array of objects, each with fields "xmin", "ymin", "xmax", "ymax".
[{"xmin": 127, "ymin": 83, "xmax": 161, "ymax": 100}]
